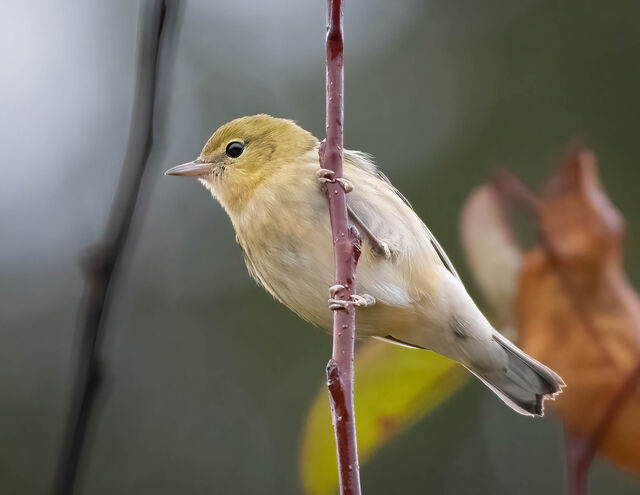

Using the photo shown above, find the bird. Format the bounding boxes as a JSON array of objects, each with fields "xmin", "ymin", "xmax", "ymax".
[{"xmin": 166, "ymin": 114, "xmax": 564, "ymax": 416}]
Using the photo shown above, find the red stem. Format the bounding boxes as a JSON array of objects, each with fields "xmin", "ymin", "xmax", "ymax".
[
  {"xmin": 564, "ymin": 430, "xmax": 589, "ymax": 495},
  {"xmin": 564, "ymin": 359, "xmax": 640, "ymax": 495},
  {"xmin": 319, "ymin": 0, "xmax": 363, "ymax": 493}
]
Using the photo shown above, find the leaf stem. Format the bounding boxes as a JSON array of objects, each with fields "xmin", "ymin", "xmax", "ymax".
[{"xmin": 564, "ymin": 359, "xmax": 640, "ymax": 495}]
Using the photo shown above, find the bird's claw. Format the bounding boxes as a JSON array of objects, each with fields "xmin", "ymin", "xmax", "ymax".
[
  {"xmin": 327, "ymin": 290, "xmax": 376, "ymax": 310},
  {"xmin": 317, "ymin": 168, "xmax": 335, "ymax": 182},
  {"xmin": 328, "ymin": 284, "xmax": 345, "ymax": 299},
  {"xmin": 317, "ymin": 169, "xmax": 353, "ymax": 193},
  {"xmin": 328, "ymin": 298, "xmax": 350, "ymax": 310},
  {"xmin": 337, "ymin": 178, "xmax": 354, "ymax": 193},
  {"xmin": 350, "ymin": 294, "xmax": 376, "ymax": 307},
  {"xmin": 373, "ymin": 241, "xmax": 392, "ymax": 259}
]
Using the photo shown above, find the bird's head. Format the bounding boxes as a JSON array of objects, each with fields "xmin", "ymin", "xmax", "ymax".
[{"xmin": 166, "ymin": 114, "xmax": 317, "ymax": 213}]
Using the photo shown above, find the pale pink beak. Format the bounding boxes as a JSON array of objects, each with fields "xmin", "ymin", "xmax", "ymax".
[{"xmin": 165, "ymin": 158, "xmax": 213, "ymax": 177}]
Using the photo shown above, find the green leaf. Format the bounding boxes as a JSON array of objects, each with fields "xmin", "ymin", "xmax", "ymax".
[{"xmin": 300, "ymin": 340, "xmax": 468, "ymax": 495}]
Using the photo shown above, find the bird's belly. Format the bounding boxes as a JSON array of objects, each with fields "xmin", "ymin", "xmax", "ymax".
[
  {"xmin": 239, "ymin": 193, "xmax": 337, "ymax": 328},
  {"xmin": 262, "ymin": 235, "xmax": 335, "ymax": 327},
  {"xmin": 240, "ymin": 216, "xmax": 420, "ymax": 339},
  {"xmin": 235, "ymin": 171, "xmax": 417, "ymax": 337}
]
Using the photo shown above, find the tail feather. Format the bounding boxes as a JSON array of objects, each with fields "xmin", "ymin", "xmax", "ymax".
[{"xmin": 469, "ymin": 333, "xmax": 564, "ymax": 417}]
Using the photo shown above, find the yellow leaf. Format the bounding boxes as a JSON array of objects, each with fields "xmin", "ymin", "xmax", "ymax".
[{"xmin": 300, "ymin": 340, "xmax": 467, "ymax": 495}]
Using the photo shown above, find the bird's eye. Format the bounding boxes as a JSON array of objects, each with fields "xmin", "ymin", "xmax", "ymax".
[{"xmin": 225, "ymin": 141, "xmax": 244, "ymax": 158}]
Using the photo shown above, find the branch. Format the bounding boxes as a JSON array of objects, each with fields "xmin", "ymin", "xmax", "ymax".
[
  {"xmin": 318, "ymin": 0, "xmax": 363, "ymax": 494},
  {"xmin": 564, "ymin": 429, "xmax": 589, "ymax": 495},
  {"xmin": 491, "ymin": 169, "xmax": 540, "ymax": 214},
  {"xmin": 564, "ymin": 359, "xmax": 640, "ymax": 495},
  {"xmin": 52, "ymin": 2, "xmax": 179, "ymax": 493}
]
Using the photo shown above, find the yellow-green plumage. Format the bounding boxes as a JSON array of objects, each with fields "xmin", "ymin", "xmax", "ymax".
[
  {"xmin": 198, "ymin": 114, "xmax": 316, "ymax": 213},
  {"xmin": 166, "ymin": 114, "xmax": 564, "ymax": 416}
]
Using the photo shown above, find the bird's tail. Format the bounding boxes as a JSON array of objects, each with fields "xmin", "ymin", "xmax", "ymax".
[{"xmin": 466, "ymin": 332, "xmax": 565, "ymax": 416}]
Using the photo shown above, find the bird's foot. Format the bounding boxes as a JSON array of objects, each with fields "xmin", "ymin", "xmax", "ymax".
[
  {"xmin": 327, "ymin": 285, "xmax": 376, "ymax": 310},
  {"xmin": 346, "ymin": 206, "xmax": 394, "ymax": 259},
  {"xmin": 317, "ymin": 169, "xmax": 353, "ymax": 193},
  {"xmin": 350, "ymin": 294, "xmax": 376, "ymax": 307},
  {"xmin": 372, "ymin": 241, "xmax": 392, "ymax": 259},
  {"xmin": 328, "ymin": 284, "xmax": 345, "ymax": 299}
]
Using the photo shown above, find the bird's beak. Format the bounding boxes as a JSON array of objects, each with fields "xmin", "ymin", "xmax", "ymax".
[{"xmin": 165, "ymin": 159, "xmax": 213, "ymax": 177}]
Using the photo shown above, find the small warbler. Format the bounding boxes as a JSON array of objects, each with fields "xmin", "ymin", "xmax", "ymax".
[{"xmin": 166, "ymin": 114, "xmax": 563, "ymax": 416}]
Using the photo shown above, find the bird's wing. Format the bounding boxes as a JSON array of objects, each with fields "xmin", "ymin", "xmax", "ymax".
[
  {"xmin": 343, "ymin": 150, "xmax": 462, "ymax": 285},
  {"xmin": 372, "ymin": 166, "xmax": 462, "ymax": 284},
  {"xmin": 374, "ymin": 335, "xmax": 425, "ymax": 349}
]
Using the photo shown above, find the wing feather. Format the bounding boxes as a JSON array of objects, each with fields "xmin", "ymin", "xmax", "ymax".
[{"xmin": 344, "ymin": 150, "xmax": 462, "ymax": 284}]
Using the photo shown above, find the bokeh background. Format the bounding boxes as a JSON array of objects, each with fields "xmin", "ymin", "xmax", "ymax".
[{"xmin": 2, "ymin": 0, "xmax": 640, "ymax": 493}]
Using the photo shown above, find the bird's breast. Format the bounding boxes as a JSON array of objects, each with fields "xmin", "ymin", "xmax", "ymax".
[
  {"xmin": 228, "ymin": 156, "xmax": 425, "ymax": 338},
  {"xmin": 233, "ymin": 166, "xmax": 337, "ymax": 327}
]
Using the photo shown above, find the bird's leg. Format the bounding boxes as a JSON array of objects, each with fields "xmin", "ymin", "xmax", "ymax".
[
  {"xmin": 317, "ymin": 169, "xmax": 354, "ymax": 193},
  {"xmin": 328, "ymin": 284, "xmax": 376, "ymax": 310},
  {"xmin": 347, "ymin": 206, "xmax": 392, "ymax": 259},
  {"xmin": 317, "ymin": 169, "xmax": 392, "ymax": 259}
]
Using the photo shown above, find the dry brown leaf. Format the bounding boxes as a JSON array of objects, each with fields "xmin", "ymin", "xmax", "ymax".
[{"xmin": 516, "ymin": 148, "xmax": 640, "ymax": 474}]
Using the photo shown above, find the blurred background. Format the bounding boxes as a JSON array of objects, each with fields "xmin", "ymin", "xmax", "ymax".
[{"xmin": 2, "ymin": 0, "xmax": 640, "ymax": 493}]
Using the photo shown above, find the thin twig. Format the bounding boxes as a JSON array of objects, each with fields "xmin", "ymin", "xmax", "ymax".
[
  {"xmin": 491, "ymin": 169, "xmax": 540, "ymax": 214},
  {"xmin": 564, "ymin": 359, "xmax": 640, "ymax": 495},
  {"xmin": 52, "ymin": 2, "xmax": 178, "ymax": 493},
  {"xmin": 587, "ymin": 359, "xmax": 640, "ymax": 457},
  {"xmin": 318, "ymin": 0, "xmax": 363, "ymax": 493},
  {"xmin": 564, "ymin": 430, "xmax": 589, "ymax": 495}
]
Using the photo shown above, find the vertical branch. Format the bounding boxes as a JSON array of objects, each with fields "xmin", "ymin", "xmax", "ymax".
[
  {"xmin": 564, "ymin": 431, "xmax": 589, "ymax": 495},
  {"xmin": 318, "ymin": 0, "xmax": 363, "ymax": 494},
  {"xmin": 52, "ymin": 1, "xmax": 179, "ymax": 493}
]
